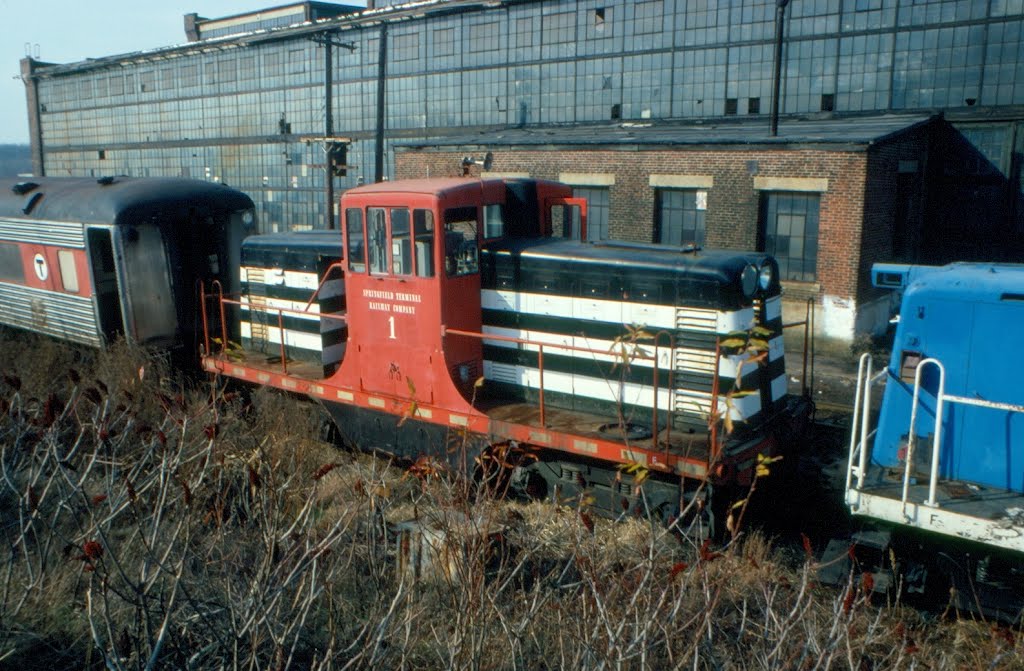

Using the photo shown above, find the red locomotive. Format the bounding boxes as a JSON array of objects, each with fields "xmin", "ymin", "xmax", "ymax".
[{"xmin": 203, "ymin": 177, "xmax": 811, "ymax": 526}]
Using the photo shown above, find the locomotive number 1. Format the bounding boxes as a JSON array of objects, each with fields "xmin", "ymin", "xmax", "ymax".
[{"xmin": 388, "ymin": 315, "xmax": 396, "ymax": 339}]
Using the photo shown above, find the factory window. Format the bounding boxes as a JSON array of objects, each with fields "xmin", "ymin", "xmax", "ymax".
[
  {"xmin": 433, "ymin": 27, "xmax": 455, "ymax": 56},
  {"xmin": 57, "ymin": 251, "xmax": 79, "ymax": 293},
  {"xmin": 542, "ymin": 12, "xmax": 574, "ymax": 45},
  {"xmin": 109, "ymin": 75, "xmax": 125, "ymax": 96},
  {"xmin": 345, "ymin": 209, "xmax": 365, "ymax": 272},
  {"xmin": 571, "ymin": 187, "xmax": 609, "ymax": 241},
  {"xmin": 264, "ymin": 52, "xmax": 283, "ymax": 76},
  {"xmin": 392, "ymin": 33, "xmax": 420, "ymax": 61},
  {"xmin": 469, "ymin": 22, "xmax": 498, "ymax": 53},
  {"xmin": 821, "ymin": 93, "xmax": 835, "ymax": 112},
  {"xmin": 287, "ymin": 49, "xmax": 305, "ymax": 74},
  {"xmin": 759, "ymin": 192, "xmax": 820, "ymax": 282},
  {"xmin": 220, "ymin": 59, "xmax": 236, "ymax": 83},
  {"xmin": 0, "ymin": 244, "xmax": 23, "ymax": 283},
  {"xmin": 181, "ymin": 65, "xmax": 198, "ymax": 88},
  {"xmin": 633, "ymin": 1, "xmax": 662, "ymax": 35},
  {"xmin": 748, "ymin": 97, "xmax": 761, "ymax": 114},
  {"xmin": 725, "ymin": 98, "xmax": 738, "ymax": 115},
  {"xmin": 139, "ymin": 71, "xmax": 155, "ymax": 92},
  {"xmin": 593, "ymin": 8, "xmax": 606, "ymax": 31},
  {"xmin": 655, "ymin": 189, "xmax": 706, "ymax": 248}
]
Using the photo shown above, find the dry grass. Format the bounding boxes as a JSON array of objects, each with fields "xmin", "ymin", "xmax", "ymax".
[{"xmin": 0, "ymin": 329, "xmax": 1021, "ymax": 670}]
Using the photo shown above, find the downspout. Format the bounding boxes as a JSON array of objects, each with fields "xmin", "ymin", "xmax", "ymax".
[
  {"xmin": 374, "ymin": 22, "xmax": 388, "ymax": 183},
  {"xmin": 325, "ymin": 37, "xmax": 335, "ymax": 229},
  {"xmin": 20, "ymin": 58, "xmax": 45, "ymax": 177},
  {"xmin": 770, "ymin": 0, "xmax": 790, "ymax": 137}
]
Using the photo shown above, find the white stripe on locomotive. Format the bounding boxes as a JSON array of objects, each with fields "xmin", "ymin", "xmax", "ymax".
[
  {"xmin": 482, "ymin": 360, "xmax": 760, "ymax": 422},
  {"xmin": 241, "ymin": 266, "xmax": 343, "ymax": 298},
  {"xmin": 482, "ymin": 289, "xmax": 758, "ymax": 334}
]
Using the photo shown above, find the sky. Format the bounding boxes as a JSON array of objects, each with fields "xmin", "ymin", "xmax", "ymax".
[{"xmin": 0, "ymin": 0, "xmax": 366, "ymax": 144}]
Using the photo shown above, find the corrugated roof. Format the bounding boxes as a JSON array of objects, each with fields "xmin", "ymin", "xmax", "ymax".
[{"xmin": 396, "ymin": 114, "xmax": 936, "ymax": 151}]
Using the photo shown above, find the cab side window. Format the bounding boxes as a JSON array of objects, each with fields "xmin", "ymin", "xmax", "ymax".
[
  {"xmin": 444, "ymin": 206, "xmax": 479, "ymax": 277},
  {"xmin": 346, "ymin": 208, "xmax": 365, "ymax": 272},
  {"xmin": 368, "ymin": 207, "xmax": 388, "ymax": 275},
  {"xmin": 414, "ymin": 209, "xmax": 435, "ymax": 278}
]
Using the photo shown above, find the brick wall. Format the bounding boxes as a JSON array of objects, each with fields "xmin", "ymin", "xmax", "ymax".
[{"xmin": 397, "ymin": 146, "xmax": 871, "ymax": 308}]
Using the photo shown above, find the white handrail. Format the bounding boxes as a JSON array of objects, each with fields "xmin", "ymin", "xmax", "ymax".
[
  {"xmin": 845, "ymin": 353, "xmax": 869, "ymax": 493},
  {"xmin": 905, "ymin": 358, "xmax": 1024, "ymax": 512}
]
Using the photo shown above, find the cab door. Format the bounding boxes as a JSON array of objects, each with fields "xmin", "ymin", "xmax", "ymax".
[{"xmin": 345, "ymin": 205, "xmax": 438, "ymax": 403}]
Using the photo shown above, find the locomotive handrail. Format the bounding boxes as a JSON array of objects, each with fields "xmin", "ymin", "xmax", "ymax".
[
  {"xmin": 907, "ymin": 357, "xmax": 1024, "ymax": 511},
  {"xmin": 846, "ymin": 353, "xmax": 886, "ymax": 498},
  {"xmin": 906, "ymin": 358, "xmax": 946, "ymax": 511},
  {"xmin": 781, "ymin": 297, "xmax": 816, "ymax": 397},
  {"xmin": 302, "ymin": 261, "xmax": 346, "ymax": 313},
  {"xmin": 222, "ymin": 296, "xmax": 349, "ymax": 325},
  {"xmin": 442, "ymin": 325, "xmax": 673, "ymax": 441},
  {"xmin": 201, "ymin": 289, "xmax": 348, "ymax": 375}
]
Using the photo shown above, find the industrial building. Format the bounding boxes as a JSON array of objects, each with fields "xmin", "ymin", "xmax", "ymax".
[{"xmin": 19, "ymin": 0, "xmax": 1024, "ymax": 340}]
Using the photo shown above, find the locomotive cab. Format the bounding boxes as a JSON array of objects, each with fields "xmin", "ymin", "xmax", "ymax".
[{"xmin": 335, "ymin": 178, "xmax": 576, "ymax": 409}]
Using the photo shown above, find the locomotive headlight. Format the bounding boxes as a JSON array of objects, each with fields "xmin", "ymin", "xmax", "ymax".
[
  {"xmin": 241, "ymin": 210, "xmax": 255, "ymax": 227},
  {"xmin": 741, "ymin": 264, "xmax": 758, "ymax": 297},
  {"xmin": 758, "ymin": 262, "xmax": 774, "ymax": 291}
]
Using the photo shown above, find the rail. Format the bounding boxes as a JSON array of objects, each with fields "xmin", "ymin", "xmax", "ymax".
[
  {"xmin": 200, "ymin": 279, "xmax": 348, "ymax": 376},
  {"xmin": 441, "ymin": 325, "xmax": 678, "ymax": 448},
  {"xmin": 905, "ymin": 358, "xmax": 1024, "ymax": 511},
  {"xmin": 846, "ymin": 353, "xmax": 887, "ymax": 500},
  {"xmin": 781, "ymin": 297, "xmax": 816, "ymax": 398}
]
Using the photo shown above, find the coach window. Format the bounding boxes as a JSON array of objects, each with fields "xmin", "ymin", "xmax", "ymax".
[
  {"xmin": 0, "ymin": 244, "xmax": 23, "ymax": 283},
  {"xmin": 368, "ymin": 207, "xmax": 388, "ymax": 275},
  {"xmin": 390, "ymin": 208, "xmax": 412, "ymax": 276},
  {"xmin": 57, "ymin": 251, "xmax": 79, "ymax": 293},
  {"xmin": 413, "ymin": 209, "xmax": 435, "ymax": 278},
  {"xmin": 444, "ymin": 206, "xmax": 479, "ymax": 277},
  {"xmin": 346, "ymin": 208, "xmax": 365, "ymax": 272}
]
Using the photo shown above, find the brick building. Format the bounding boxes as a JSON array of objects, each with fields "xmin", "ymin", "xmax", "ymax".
[{"xmin": 395, "ymin": 115, "xmax": 937, "ymax": 341}]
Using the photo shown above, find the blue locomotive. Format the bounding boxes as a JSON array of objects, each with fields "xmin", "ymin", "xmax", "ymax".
[{"xmin": 832, "ymin": 262, "xmax": 1024, "ymax": 618}]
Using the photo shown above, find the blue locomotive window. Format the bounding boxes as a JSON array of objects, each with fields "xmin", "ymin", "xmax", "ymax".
[
  {"xmin": 0, "ymin": 244, "xmax": 24, "ymax": 283},
  {"xmin": 346, "ymin": 208, "xmax": 365, "ymax": 272},
  {"xmin": 414, "ymin": 209, "xmax": 435, "ymax": 278},
  {"xmin": 444, "ymin": 206, "xmax": 479, "ymax": 277},
  {"xmin": 368, "ymin": 208, "xmax": 389, "ymax": 275}
]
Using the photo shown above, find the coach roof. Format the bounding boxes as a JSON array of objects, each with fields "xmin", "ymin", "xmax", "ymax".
[{"xmin": 0, "ymin": 177, "xmax": 253, "ymax": 227}]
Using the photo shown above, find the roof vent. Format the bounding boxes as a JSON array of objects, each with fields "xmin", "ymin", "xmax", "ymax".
[
  {"xmin": 22, "ymin": 192, "xmax": 43, "ymax": 215},
  {"xmin": 11, "ymin": 181, "xmax": 39, "ymax": 195}
]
